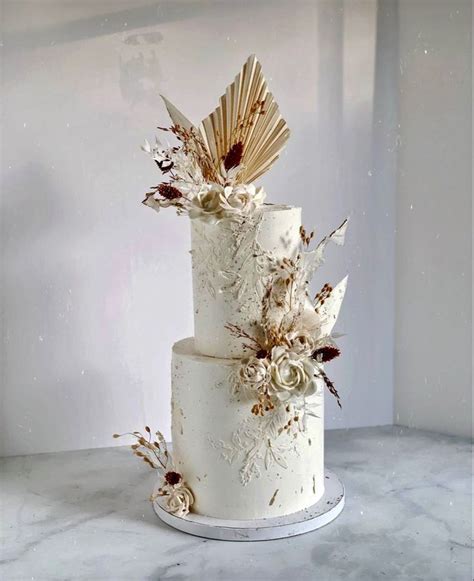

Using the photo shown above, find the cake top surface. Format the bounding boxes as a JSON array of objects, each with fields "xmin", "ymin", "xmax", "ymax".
[{"xmin": 173, "ymin": 337, "xmax": 235, "ymax": 366}]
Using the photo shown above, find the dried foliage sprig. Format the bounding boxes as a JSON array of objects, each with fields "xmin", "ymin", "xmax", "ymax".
[
  {"xmin": 224, "ymin": 323, "xmax": 263, "ymax": 352},
  {"xmin": 318, "ymin": 369, "xmax": 342, "ymax": 408},
  {"xmin": 229, "ymin": 100, "xmax": 266, "ymax": 149},
  {"xmin": 170, "ymin": 124, "xmax": 220, "ymax": 183},
  {"xmin": 299, "ymin": 225, "xmax": 315, "ymax": 248},
  {"xmin": 314, "ymin": 283, "xmax": 333, "ymax": 313},
  {"xmin": 113, "ymin": 426, "xmax": 195, "ymax": 516},
  {"xmin": 113, "ymin": 426, "xmax": 169, "ymax": 473},
  {"xmin": 251, "ymin": 392, "xmax": 275, "ymax": 417},
  {"xmin": 228, "ymin": 219, "xmax": 348, "ymax": 415}
]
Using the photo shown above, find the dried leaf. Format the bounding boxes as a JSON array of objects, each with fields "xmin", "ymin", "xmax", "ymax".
[{"xmin": 199, "ymin": 55, "xmax": 290, "ymax": 184}]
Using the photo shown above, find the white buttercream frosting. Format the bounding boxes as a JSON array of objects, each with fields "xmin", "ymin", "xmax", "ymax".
[
  {"xmin": 190, "ymin": 205, "xmax": 302, "ymax": 359},
  {"xmin": 171, "ymin": 338, "xmax": 324, "ymax": 520}
]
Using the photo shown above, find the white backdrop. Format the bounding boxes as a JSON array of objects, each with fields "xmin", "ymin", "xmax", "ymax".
[
  {"xmin": 2, "ymin": 0, "xmax": 398, "ymax": 456},
  {"xmin": 394, "ymin": 0, "xmax": 472, "ymax": 438}
]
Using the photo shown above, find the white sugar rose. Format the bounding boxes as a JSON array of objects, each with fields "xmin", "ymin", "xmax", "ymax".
[
  {"xmin": 219, "ymin": 184, "xmax": 266, "ymax": 215},
  {"xmin": 269, "ymin": 346, "xmax": 318, "ymax": 401},
  {"xmin": 285, "ymin": 330, "xmax": 315, "ymax": 357},
  {"xmin": 166, "ymin": 485, "xmax": 194, "ymax": 517},
  {"xmin": 188, "ymin": 187, "xmax": 224, "ymax": 222},
  {"xmin": 238, "ymin": 356, "xmax": 270, "ymax": 391}
]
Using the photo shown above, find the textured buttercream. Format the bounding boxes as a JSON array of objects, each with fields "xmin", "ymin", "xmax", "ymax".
[
  {"xmin": 191, "ymin": 205, "xmax": 302, "ymax": 359},
  {"xmin": 171, "ymin": 338, "xmax": 324, "ymax": 520}
]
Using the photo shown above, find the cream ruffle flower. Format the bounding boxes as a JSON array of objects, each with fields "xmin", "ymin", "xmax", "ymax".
[
  {"xmin": 269, "ymin": 346, "xmax": 318, "ymax": 401},
  {"xmin": 219, "ymin": 184, "xmax": 266, "ymax": 215},
  {"xmin": 188, "ymin": 183, "xmax": 265, "ymax": 222},
  {"xmin": 238, "ymin": 356, "xmax": 270, "ymax": 392},
  {"xmin": 284, "ymin": 329, "xmax": 316, "ymax": 357},
  {"xmin": 165, "ymin": 484, "xmax": 195, "ymax": 517},
  {"xmin": 188, "ymin": 187, "xmax": 223, "ymax": 222}
]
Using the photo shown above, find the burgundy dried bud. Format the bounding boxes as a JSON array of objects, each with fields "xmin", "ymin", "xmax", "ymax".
[
  {"xmin": 256, "ymin": 349, "xmax": 269, "ymax": 360},
  {"xmin": 164, "ymin": 471, "xmax": 182, "ymax": 486},
  {"xmin": 158, "ymin": 183, "xmax": 182, "ymax": 200},
  {"xmin": 312, "ymin": 345, "xmax": 341, "ymax": 363},
  {"xmin": 223, "ymin": 142, "xmax": 244, "ymax": 171}
]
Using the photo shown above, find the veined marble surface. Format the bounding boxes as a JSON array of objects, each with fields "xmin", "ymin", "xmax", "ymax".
[{"xmin": 1, "ymin": 427, "xmax": 471, "ymax": 580}]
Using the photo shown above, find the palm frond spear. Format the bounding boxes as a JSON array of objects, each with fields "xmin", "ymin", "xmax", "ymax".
[{"xmin": 142, "ymin": 55, "xmax": 290, "ymax": 221}]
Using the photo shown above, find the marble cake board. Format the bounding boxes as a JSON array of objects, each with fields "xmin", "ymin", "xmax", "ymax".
[{"xmin": 152, "ymin": 469, "xmax": 344, "ymax": 541}]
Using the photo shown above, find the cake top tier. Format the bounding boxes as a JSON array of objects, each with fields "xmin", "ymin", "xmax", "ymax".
[
  {"xmin": 137, "ymin": 54, "xmax": 349, "ymax": 404},
  {"xmin": 191, "ymin": 205, "xmax": 302, "ymax": 359},
  {"xmin": 141, "ymin": 55, "xmax": 290, "ymax": 223}
]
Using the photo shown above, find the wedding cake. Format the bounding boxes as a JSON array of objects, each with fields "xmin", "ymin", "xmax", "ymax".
[{"xmin": 117, "ymin": 56, "xmax": 348, "ymax": 523}]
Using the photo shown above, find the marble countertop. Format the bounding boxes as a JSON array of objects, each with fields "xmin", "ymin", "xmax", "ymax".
[{"xmin": 1, "ymin": 426, "xmax": 471, "ymax": 580}]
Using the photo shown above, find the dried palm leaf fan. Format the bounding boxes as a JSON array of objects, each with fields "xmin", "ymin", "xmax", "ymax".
[{"xmin": 161, "ymin": 55, "xmax": 290, "ymax": 184}]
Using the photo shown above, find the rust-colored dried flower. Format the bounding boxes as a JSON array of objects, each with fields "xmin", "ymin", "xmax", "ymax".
[
  {"xmin": 164, "ymin": 471, "xmax": 182, "ymax": 486},
  {"xmin": 312, "ymin": 345, "xmax": 341, "ymax": 363},
  {"xmin": 223, "ymin": 142, "xmax": 244, "ymax": 170},
  {"xmin": 158, "ymin": 183, "xmax": 182, "ymax": 200}
]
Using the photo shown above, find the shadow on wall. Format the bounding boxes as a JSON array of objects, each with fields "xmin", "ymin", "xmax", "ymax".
[
  {"xmin": 3, "ymin": 2, "xmax": 195, "ymax": 53},
  {"xmin": 1, "ymin": 0, "xmax": 400, "ymax": 456},
  {"xmin": 2, "ymin": 0, "xmax": 262, "ymax": 53},
  {"xmin": 1, "ymin": 162, "xmax": 113, "ymax": 455},
  {"xmin": 119, "ymin": 32, "xmax": 164, "ymax": 107}
]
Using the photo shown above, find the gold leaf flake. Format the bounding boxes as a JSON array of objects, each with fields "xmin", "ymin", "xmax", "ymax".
[{"xmin": 269, "ymin": 488, "xmax": 279, "ymax": 506}]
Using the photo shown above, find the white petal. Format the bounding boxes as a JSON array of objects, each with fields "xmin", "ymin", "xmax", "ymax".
[{"xmin": 161, "ymin": 95, "xmax": 195, "ymax": 130}]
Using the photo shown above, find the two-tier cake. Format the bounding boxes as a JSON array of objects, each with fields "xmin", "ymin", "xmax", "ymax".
[{"xmin": 117, "ymin": 56, "xmax": 348, "ymax": 529}]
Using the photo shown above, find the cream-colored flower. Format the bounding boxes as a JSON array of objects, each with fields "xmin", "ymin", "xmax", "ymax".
[
  {"xmin": 165, "ymin": 484, "xmax": 194, "ymax": 517},
  {"xmin": 285, "ymin": 330, "xmax": 316, "ymax": 357},
  {"xmin": 269, "ymin": 346, "xmax": 318, "ymax": 401},
  {"xmin": 238, "ymin": 356, "xmax": 270, "ymax": 391},
  {"xmin": 219, "ymin": 184, "xmax": 266, "ymax": 215},
  {"xmin": 188, "ymin": 187, "xmax": 223, "ymax": 222}
]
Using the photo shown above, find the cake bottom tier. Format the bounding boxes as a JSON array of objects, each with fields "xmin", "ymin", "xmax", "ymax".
[{"xmin": 171, "ymin": 338, "xmax": 325, "ymax": 520}]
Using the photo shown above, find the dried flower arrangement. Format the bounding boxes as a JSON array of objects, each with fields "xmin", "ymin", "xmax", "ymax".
[
  {"xmin": 213, "ymin": 218, "xmax": 348, "ymax": 483},
  {"xmin": 123, "ymin": 54, "xmax": 350, "ymax": 501},
  {"xmin": 228, "ymin": 218, "xmax": 348, "ymax": 413},
  {"xmin": 141, "ymin": 55, "xmax": 289, "ymax": 223},
  {"xmin": 113, "ymin": 427, "xmax": 194, "ymax": 517}
]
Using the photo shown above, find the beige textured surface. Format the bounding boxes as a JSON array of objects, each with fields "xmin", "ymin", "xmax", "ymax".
[
  {"xmin": 171, "ymin": 338, "xmax": 324, "ymax": 520},
  {"xmin": 191, "ymin": 206, "xmax": 301, "ymax": 358}
]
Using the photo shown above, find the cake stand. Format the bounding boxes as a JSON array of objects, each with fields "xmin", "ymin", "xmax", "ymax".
[{"xmin": 152, "ymin": 469, "xmax": 344, "ymax": 541}]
